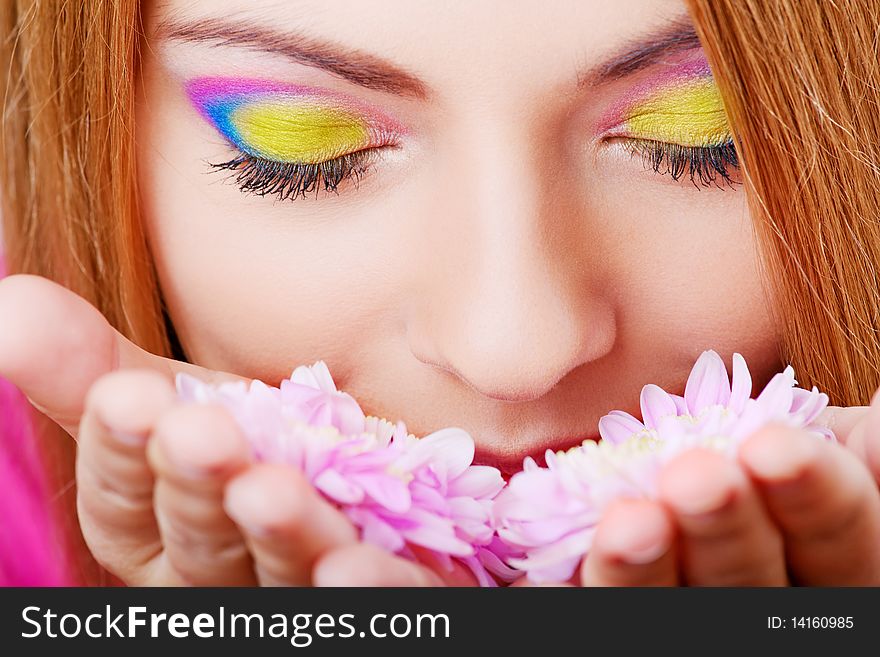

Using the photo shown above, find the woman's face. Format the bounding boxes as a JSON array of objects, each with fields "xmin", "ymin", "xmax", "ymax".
[{"xmin": 137, "ymin": 0, "xmax": 779, "ymax": 473}]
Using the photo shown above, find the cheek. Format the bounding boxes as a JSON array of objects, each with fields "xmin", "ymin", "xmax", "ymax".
[
  {"xmin": 142, "ymin": 192, "xmax": 406, "ymax": 382},
  {"xmin": 595, "ymin": 181, "xmax": 781, "ymax": 387},
  {"xmin": 136, "ymin": 63, "xmax": 419, "ymax": 383},
  {"xmin": 137, "ymin": 133, "xmax": 405, "ymax": 382}
]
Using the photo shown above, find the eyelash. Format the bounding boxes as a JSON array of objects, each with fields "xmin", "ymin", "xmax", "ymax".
[
  {"xmin": 210, "ymin": 149, "xmax": 376, "ymax": 201},
  {"xmin": 622, "ymin": 139, "xmax": 740, "ymax": 188},
  {"xmin": 209, "ymin": 137, "xmax": 738, "ymax": 201}
]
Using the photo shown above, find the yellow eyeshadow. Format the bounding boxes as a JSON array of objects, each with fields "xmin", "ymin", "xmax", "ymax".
[
  {"xmin": 625, "ymin": 80, "xmax": 730, "ymax": 147},
  {"xmin": 231, "ymin": 102, "xmax": 371, "ymax": 163}
]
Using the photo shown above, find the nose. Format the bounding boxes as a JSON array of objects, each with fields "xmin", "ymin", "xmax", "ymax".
[{"xmin": 407, "ymin": 123, "xmax": 616, "ymax": 403}]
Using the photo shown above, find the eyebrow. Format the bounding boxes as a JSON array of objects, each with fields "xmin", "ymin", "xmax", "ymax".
[
  {"xmin": 156, "ymin": 17, "xmax": 430, "ymax": 99},
  {"xmin": 583, "ymin": 17, "xmax": 703, "ymax": 86},
  {"xmin": 157, "ymin": 16, "xmax": 703, "ymax": 99}
]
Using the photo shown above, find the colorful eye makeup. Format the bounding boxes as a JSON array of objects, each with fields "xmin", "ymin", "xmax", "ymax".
[
  {"xmin": 605, "ymin": 60, "xmax": 731, "ymax": 146},
  {"xmin": 185, "ymin": 77, "xmax": 405, "ymax": 201},
  {"xmin": 186, "ymin": 61, "xmax": 738, "ymax": 201},
  {"xmin": 624, "ymin": 78, "xmax": 728, "ymax": 147},
  {"xmin": 186, "ymin": 77, "xmax": 400, "ymax": 164},
  {"xmin": 600, "ymin": 58, "xmax": 739, "ymax": 187}
]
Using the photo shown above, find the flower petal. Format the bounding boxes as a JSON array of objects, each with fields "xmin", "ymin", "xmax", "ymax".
[
  {"xmin": 447, "ymin": 466, "xmax": 505, "ymax": 499},
  {"xmin": 728, "ymin": 352, "xmax": 752, "ymax": 414},
  {"xmin": 401, "ymin": 514, "xmax": 474, "ymax": 557},
  {"xmin": 684, "ymin": 350, "xmax": 731, "ymax": 414},
  {"xmin": 509, "ymin": 527, "xmax": 595, "ymax": 583},
  {"xmin": 599, "ymin": 410, "xmax": 645, "ymax": 444},
  {"xmin": 288, "ymin": 360, "xmax": 338, "ymax": 392},
  {"xmin": 347, "ymin": 508, "xmax": 406, "ymax": 553},
  {"xmin": 670, "ymin": 394, "xmax": 689, "ymax": 415},
  {"xmin": 351, "ymin": 472, "xmax": 412, "ymax": 514},
  {"xmin": 790, "ymin": 388, "xmax": 830, "ymax": 425},
  {"xmin": 313, "ymin": 468, "xmax": 365, "ymax": 505},
  {"xmin": 754, "ymin": 367, "xmax": 795, "ymax": 419},
  {"xmin": 640, "ymin": 384, "xmax": 679, "ymax": 428},
  {"xmin": 396, "ymin": 428, "xmax": 475, "ymax": 479}
]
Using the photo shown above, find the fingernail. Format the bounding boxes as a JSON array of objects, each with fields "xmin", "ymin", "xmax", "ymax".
[
  {"xmin": 743, "ymin": 431, "xmax": 817, "ymax": 482},
  {"xmin": 604, "ymin": 516, "xmax": 670, "ymax": 565},
  {"xmin": 660, "ymin": 462, "xmax": 737, "ymax": 516},
  {"xmin": 110, "ymin": 428, "xmax": 148, "ymax": 447},
  {"xmin": 671, "ymin": 482, "xmax": 734, "ymax": 517},
  {"xmin": 619, "ymin": 539, "xmax": 669, "ymax": 565},
  {"xmin": 223, "ymin": 493, "xmax": 270, "ymax": 538},
  {"xmin": 231, "ymin": 518, "xmax": 269, "ymax": 539}
]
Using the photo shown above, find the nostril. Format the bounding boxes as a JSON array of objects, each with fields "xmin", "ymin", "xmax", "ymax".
[
  {"xmin": 410, "ymin": 347, "xmax": 572, "ymax": 403},
  {"xmin": 466, "ymin": 382, "xmax": 561, "ymax": 403},
  {"xmin": 406, "ymin": 249, "xmax": 618, "ymax": 403},
  {"xmin": 409, "ymin": 307, "xmax": 617, "ymax": 404}
]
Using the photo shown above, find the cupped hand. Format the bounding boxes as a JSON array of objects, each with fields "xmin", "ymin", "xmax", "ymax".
[
  {"xmin": 0, "ymin": 275, "xmax": 474, "ymax": 586},
  {"xmin": 578, "ymin": 396, "xmax": 880, "ymax": 586}
]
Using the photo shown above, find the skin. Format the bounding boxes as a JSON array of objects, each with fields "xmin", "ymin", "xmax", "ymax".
[{"xmin": 0, "ymin": 0, "xmax": 879, "ymax": 586}]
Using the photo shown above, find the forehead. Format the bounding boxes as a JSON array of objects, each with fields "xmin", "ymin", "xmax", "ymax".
[{"xmin": 148, "ymin": 0, "xmax": 693, "ymax": 95}]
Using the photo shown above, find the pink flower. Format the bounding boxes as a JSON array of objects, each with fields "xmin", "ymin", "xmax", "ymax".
[
  {"xmin": 178, "ymin": 352, "xmax": 834, "ymax": 587},
  {"xmin": 493, "ymin": 351, "xmax": 833, "ymax": 583},
  {"xmin": 177, "ymin": 362, "xmax": 512, "ymax": 586}
]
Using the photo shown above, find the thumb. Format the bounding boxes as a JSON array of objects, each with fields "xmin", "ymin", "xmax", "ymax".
[
  {"xmin": 0, "ymin": 274, "xmax": 244, "ymax": 437},
  {"xmin": 815, "ymin": 401, "xmax": 873, "ymax": 447},
  {"xmin": 820, "ymin": 390, "xmax": 880, "ymax": 484}
]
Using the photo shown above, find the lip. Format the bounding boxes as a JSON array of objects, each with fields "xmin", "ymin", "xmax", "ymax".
[{"xmin": 474, "ymin": 433, "xmax": 601, "ymax": 478}]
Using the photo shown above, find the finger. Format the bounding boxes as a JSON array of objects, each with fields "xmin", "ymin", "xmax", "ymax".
[
  {"xmin": 224, "ymin": 463, "xmax": 358, "ymax": 586},
  {"xmin": 0, "ymin": 275, "xmax": 244, "ymax": 437},
  {"xmin": 658, "ymin": 448, "xmax": 788, "ymax": 586},
  {"xmin": 580, "ymin": 499, "xmax": 678, "ymax": 587},
  {"xmin": 75, "ymin": 369, "xmax": 175, "ymax": 583},
  {"xmin": 147, "ymin": 403, "xmax": 256, "ymax": 586},
  {"xmin": 739, "ymin": 425, "xmax": 880, "ymax": 585},
  {"xmin": 863, "ymin": 402, "xmax": 880, "ymax": 486},
  {"xmin": 313, "ymin": 544, "xmax": 444, "ymax": 587},
  {"xmin": 511, "ymin": 577, "xmax": 575, "ymax": 587},
  {"xmin": 814, "ymin": 392, "xmax": 875, "ymax": 447},
  {"xmin": 407, "ymin": 545, "xmax": 480, "ymax": 586},
  {"xmin": 826, "ymin": 390, "xmax": 880, "ymax": 480}
]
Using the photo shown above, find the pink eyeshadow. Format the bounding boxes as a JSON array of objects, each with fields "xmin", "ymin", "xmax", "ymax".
[{"xmin": 596, "ymin": 54, "xmax": 715, "ymax": 134}]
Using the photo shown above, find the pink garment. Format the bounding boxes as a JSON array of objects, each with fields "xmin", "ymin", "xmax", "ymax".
[{"xmin": 0, "ymin": 255, "xmax": 69, "ymax": 585}]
